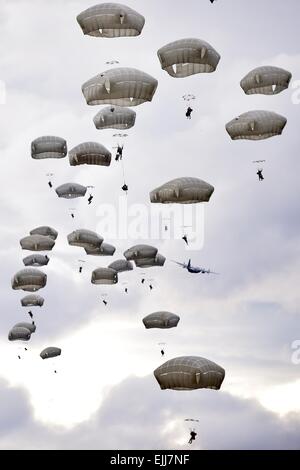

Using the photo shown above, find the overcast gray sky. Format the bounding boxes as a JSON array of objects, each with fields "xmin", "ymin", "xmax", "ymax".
[{"xmin": 0, "ymin": 0, "xmax": 300, "ymax": 450}]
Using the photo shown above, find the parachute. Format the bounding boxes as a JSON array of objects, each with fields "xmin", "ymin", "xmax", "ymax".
[
  {"xmin": 157, "ymin": 38, "xmax": 220, "ymax": 78},
  {"xmin": 82, "ymin": 67, "xmax": 158, "ymax": 107},
  {"xmin": 69, "ymin": 142, "xmax": 111, "ymax": 167},
  {"xmin": 23, "ymin": 254, "xmax": 49, "ymax": 267},
  {"xmin": 135, "ymin": 254, "xmax": 166, "ymax": 268},
  {"xmin": 93, "ymin": 105, "xmax": 136, "ymax": 130},
  {"xmin": 226, "ymin": 110, "xmax": 287, "ymax": 141},
  {"xmin": 91, "ymin": 267, "xmax": 118, "ymax": 285},
  {"xmin": 31, "ymin": 136, "xmax": 67, "ymax": 159},
  {"xmin": 77, "ymin": 3, "xmax": 145, "ymax": 38},
  {"xmin": 154, "ymin": 356, "xmax": 225, "ymax": 391},
  {"xmin": 8, "ymin": 326, "xmax": 31, "ymax": 341},
  {"xmin": 30, "ymin": 226, "xmax": 58, "ymax": 240},
  {"xmin": 240, "ymin": 66, "xmax": 292, "ymax": 95},
  {"xmin": 55, "ymin": 183, "xmax": 87, "ymax": 199},
  {"xmin": 124, "ymin": 244, "xmax": 158, "ymax": 261},
  {"xmin": 143, "ymin": 311, "xmax": 180, "ymax": 329},
  {"xmin": 11, "ymin": 268, "xmax": 47, "ymax": 292},
  {"xmin": 85, "ymin": 242, "xmax": 116, "ymax": 256},
  {"xmin": 150, "ymin": 177, "xmax": 214, "ymax": 204},
  {"xmin": 40, "ymin": 347, "xmax": 61, "ymax": 359},
  {"xmin": 21, "ymin": 294, "xmax": 44, "ymax": 307},
  {"xmin": 67, "ymin": 229, "xmax": 103, "ymax": 249},
  {"xmin": 108, "ymin": 259, "xmax": 133, "ymax": 273},
  {"xmin": 20, "ymin": 234, "xmax": 55, "ymax": 251},
  {"xmin": 13, "ymin": 322, "xmax": 36, "ymax": 334}
]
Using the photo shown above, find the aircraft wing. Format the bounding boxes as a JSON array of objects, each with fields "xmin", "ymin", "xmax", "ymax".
[
  {"xmin": 199, "ymin": 267, "xmax": 220, "ymax": 274},
  {"xmin": 171, "ymin": 260, "xmax": 187, "ymax": 268}
]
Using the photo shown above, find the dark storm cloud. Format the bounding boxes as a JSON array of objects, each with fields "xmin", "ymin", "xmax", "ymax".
[{"xmin": 0, "ymin": 376, "xmax": 300, "ymax": 450}]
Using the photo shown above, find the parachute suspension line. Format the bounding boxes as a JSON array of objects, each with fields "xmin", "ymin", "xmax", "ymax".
[
  {"xmin": 121, "ymin": 158, "xmax": 126, "ymax": 184},
  {"xmin": 121, "ymin": 159, "xmax": 128, "ymax": 194}
]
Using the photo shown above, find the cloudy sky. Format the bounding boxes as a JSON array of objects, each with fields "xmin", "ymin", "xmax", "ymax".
[{"xmin": 0, "ymin": 0, "xmax": 300, "ymax": 450}]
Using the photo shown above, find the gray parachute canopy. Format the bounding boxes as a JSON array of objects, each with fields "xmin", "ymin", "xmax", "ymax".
[
  {"xmin": 13, "ymin": 322, "xmax": 36, "ymax": 334},
  {"xmin": 93, "ymin": 105, "xmax": 136, "ymax": 130},
  {"xmin": 82, "ymin": 67, "xmax": 158, "ymax": 107},
  {"xmin": 157, "ymin": 38, "xmax": 220, "ymax": 78},
  {"xmin": 240, "ymin": 66, "xmax": 292, "ymax": 95},
  {"xmin": 40, "ymin": 347, "xmax": 61, "ymax": 359},
  {"xmin": 31, "ymin": 136, "xmax": 67, "ymax": 159},
  {"xmin": 91, "ymin": 267, "xmax": 118, "ymax": 284},
  {"xmin": 20, "ymin": 235, "xmax": 55, "ymax": 252},
  {"xmin": 30, "ymin": 226, "xmax": 58, "ymax": 240},
  {"xmin": 55, "ymin": 183, "xmax": 87, "ymax": 199},
  {"xmin": 67, "ymin": 229, "xmax": 103, "ymax": 249},
  {"xmin": 135, "ymin": 254, "xmax": 166, "ymax": 268},
  {"xmin": 150, "ymin": 177, "xmax": 214, "ymax": 204},
  {"xmin": 108, "ymin": 259, "xmax": 133, "ymax": 273},
  {"xmin": 124, "ymin": 244, "xmax": 158, "ymax": 261},
  {"xmin": 77, "ymin": 3, "xmax": 145, "ymax": 38},
  {"xmin": 8, "ymin": 326, "xmax": 31, "ymax": 342},
  {"xmin": 69, "ymin": 142, "xmax": 111, "ymax": 167},
  {"xmin": 154, "ymin": 356, "xmax": 225, "ymax": 391},
  {"xmin": 143, "ymin": 311, "xmax": 180, "ymax": 329},
  {"xmin": 12, "ymin": 268, "xmax": 47, "ymax": 292},
  {"xmin": 85, "ymin": 242, "xmax": 116, "ymax": 256},
  {"xmin": 226, "ymin": 110, "xmax": 287, "ymax": 141},
  {"xmin": 21, "ymin": 294, "xmax": 44, "ymax": 307},
  {"xmin": 23, "ymin": 254, "xmax": 49, "ymax": 267}
]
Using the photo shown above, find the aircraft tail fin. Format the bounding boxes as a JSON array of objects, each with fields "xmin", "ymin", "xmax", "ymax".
[{"xmin": 187, "ymin": 259, "xmax": 191, "ymax": 269}]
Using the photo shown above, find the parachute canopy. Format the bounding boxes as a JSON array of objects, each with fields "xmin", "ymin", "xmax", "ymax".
[
  {"xmin": 40, "ymin": 347, "xmax": 61, "ymax": 359},
  {"xmin": 226, "ymin": 110, "xmax": 287, "ymax": 141},
  {"xmin": 67, "ymin": 229, "xmax": 103, "ymax": 249},
  {"xmin": 55, "ymin": 183, "xmax": 87, "ymax": 199},
  {"xmin": 135, "ymin": 254, "xmax": 166, "ymax": 268},
  {"xmin": 21, "ymin": 294, "xmax": 44, "ymax": 307},
  {"xmin": 85, "ymin": 242, "xmax": 116, "ymax": 256},
  {"xmin": 91, "ymin": 267, "xmax": 118, "ymax": 284},
  {"xmin": 157, "ymin": 38, "xmax": 220, "ymax": 78},
  {"xmin": 69, "ymin": 142, "xmax": 111, "ymax": 167},
  {"xmin": 30, "ymin": 226, "xmax": 58, "ymax": 240},
  {"xmin": 154, "ymin": 356, "xmax": 225, "ymax": 391},
  {"xmin": 20, "ymin": 235, "xmax": 55, "ymax": 252},
  {"xmin": 240, "ymin": 66, "xmax": 292, "ymax": 95},
  {"xmin": 124, "ymin": 244, "xmax": 158, "ymax": 261},
  {"xmin": 23, "ymin": 254, "xmax": 49, "ymax": 267},
  {"xmin": 143, "ymin": 311, "xmax": 180, "ymax": 329},
  {"xmin": 8, "ymin": 326, "xmax": 31, "ymax": 342},
  {"xmin": 150, "ymin": 177, "xmax": 214, "ymax": 204},
  {"xmin": 93, "ymin": 105, "xmax": 136, "ymax": 130},
  {"xmin": 12, "ymin": 268, "xmax": 47, "ymax": 292},
  {"xmin": 82, "ymin": 67, "xmax": 158, "ymax": 107},
  {"xmin": 77, "ymin": 3, "xmax": 145, "ymax": 38},
  {"xmin": 108, "ymin": 259, "xmax": 133, "ymax": 273},
  {"xmin": 31, "ymin": 136, "xmax": 67, "ymax": 159},
  {"xmin": 13, "ymin": 322, "xmax": 36, "ymax": 334}
]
